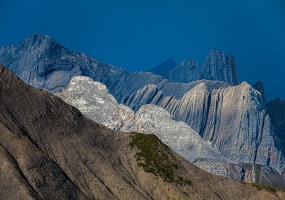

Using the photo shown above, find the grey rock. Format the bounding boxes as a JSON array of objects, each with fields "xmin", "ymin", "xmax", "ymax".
[
  {"xmin": 164, "ymin": 49, "xmax": 239, "ymax": 85},
  {"xmin": 226, "ymin": 163, "xmax": 285, "ymax": 189},
  {"xmin": 252, "ymin": 81, "xmax": 267, "ymax": 105}
]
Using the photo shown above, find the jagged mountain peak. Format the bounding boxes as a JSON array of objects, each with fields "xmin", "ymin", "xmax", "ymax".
[
  {"xmin": 149, "ymin": 57, "xmax": 177, "ymax": 76},
  {"xmin": 26, "ymin": 33, "xmax": 53, "ymax": 42},
  {"xmin": 252, "ymin": 81, "xmax": 267, "ymax": 103},
  {"xmin": 164, "ymin": 48, "xmax": 239, "ymax": 85},
  {"xmin": 69, "ymin": 76, "xmax": 110, "ymax": 93},
  {"xmin": 180, "ymin": 58, "xmax": 199, "ymax": 66},
  {"xmin": 19, "ymin": 33, "xmax": 58, "ymax": 50},
  {"xmin": 208, "ymin": 48, "xmax": 226, "ymax": 56}
]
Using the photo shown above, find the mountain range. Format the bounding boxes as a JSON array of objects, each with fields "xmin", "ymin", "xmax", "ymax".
[
  {"xmin": 1, "ymin": 33, "xmax": 285, "ymax": 197},
  {"xmin": 56, "ymin": 75, "xmax": 285, "ymax": 189},
  {"xmin": 2, "ymin": 64, "xmax": 285, "ymax": 199}
]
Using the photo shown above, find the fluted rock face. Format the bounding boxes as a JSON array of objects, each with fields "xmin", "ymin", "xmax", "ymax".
[
  {"xmin": 165, "ymin": 49, "xmax": 239, "ymax": 85},
  {"xmin": 0, "ymin": 33, "xmax": 125, "ymax": 93},
  {"xmin": 57, "ymin": 76, "xmax": 231, "ymax": 177},
  {"xmin": 123, "ymin": 80, "xmax": 230, "ymax": 111},
  {"xmin": 125, "ymin": 81, "xmax": 285, "ymax": 176},
  {"xmin": 121, "ymin": 105, "xmax": 232, "ymax": 177}
]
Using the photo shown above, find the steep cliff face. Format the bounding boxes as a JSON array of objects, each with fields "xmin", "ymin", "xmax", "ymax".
[
  {"xmin": 266, "ymin": 100, "xmax": 285, "ymax": 162},
  {"xmin": 252, "ymin": 81, "xmax": 267, "ymax": 105},
  {"xmin": 164, "ymin": 49, "xmax": 239, "ymax": 85},
  {"xmin": 226, "ymin": 163, "xmax": 285, "ymax": 188}
]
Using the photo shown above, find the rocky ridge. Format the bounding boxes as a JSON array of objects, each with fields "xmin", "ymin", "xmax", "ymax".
[
  {"xmin": 149, "ymin": 57, "xmax": 177, "ymax": 76},
  {"xmin": 164, "ymin": 48, "xmax": 239, "ymax": 85}
]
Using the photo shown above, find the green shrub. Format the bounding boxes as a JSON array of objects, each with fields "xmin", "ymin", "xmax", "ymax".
[
  {"xmin": 251, "ymin": 182, "xmax": 278, "ymax": 192},
  {"xmin": 129, "ymin": 132, "xmax": 191, "ymax": 185}
]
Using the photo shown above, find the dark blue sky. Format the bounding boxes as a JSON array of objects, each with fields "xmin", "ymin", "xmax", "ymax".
[{"xmin": 0, "ymin": 0, "xmax": 285, "ymax": 100}]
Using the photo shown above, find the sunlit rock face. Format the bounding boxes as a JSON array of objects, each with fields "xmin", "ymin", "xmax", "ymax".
[{"xmin": 56, "ymin": 76, "xmax": 135, "ymax": 130}]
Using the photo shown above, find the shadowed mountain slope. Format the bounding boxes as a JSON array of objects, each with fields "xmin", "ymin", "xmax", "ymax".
[{"xmin": 149, "ymin": 57, "xmax": 177, "ymax": 76}]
